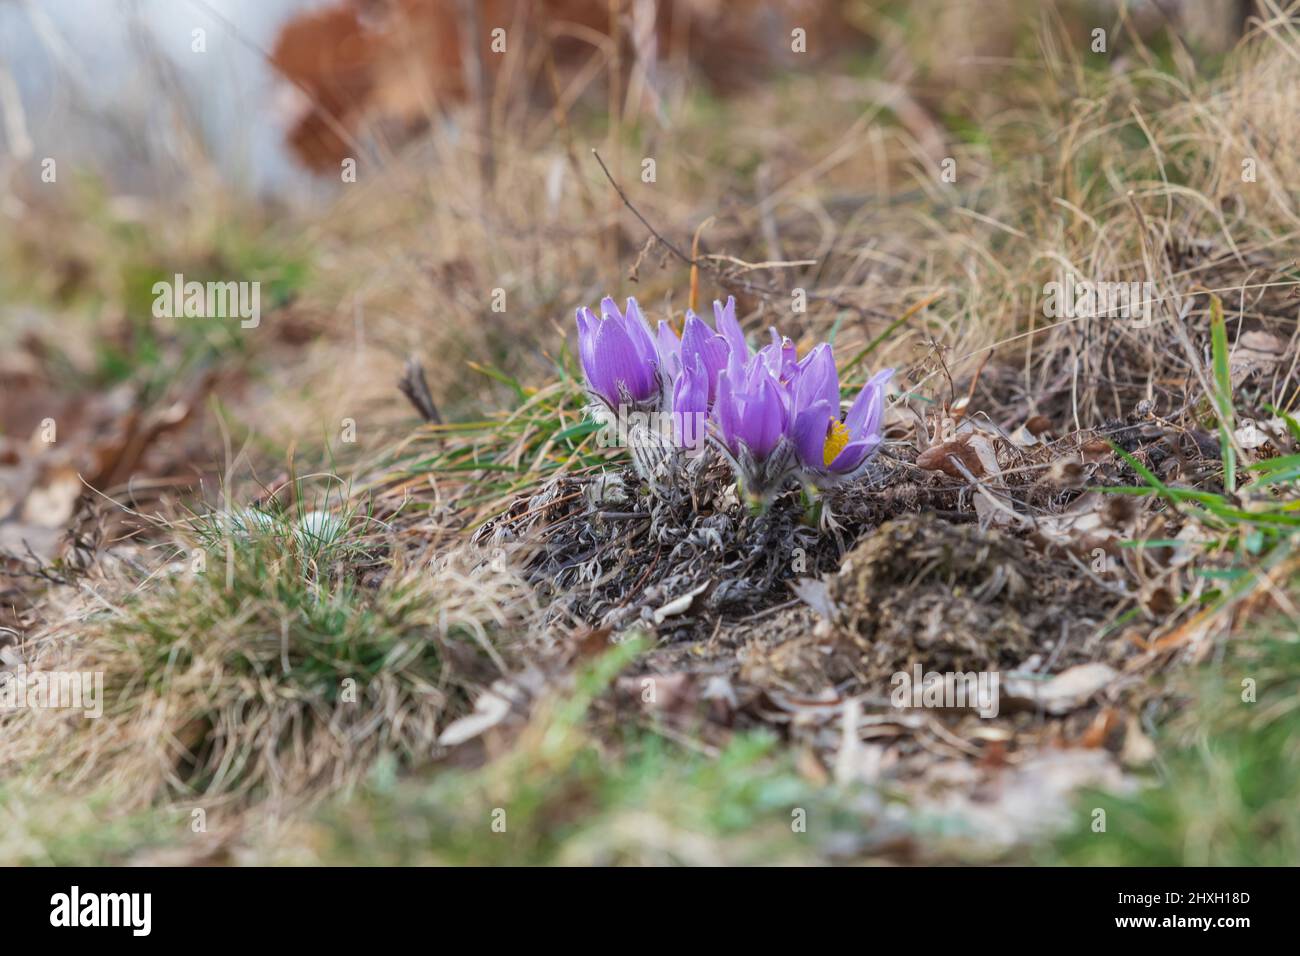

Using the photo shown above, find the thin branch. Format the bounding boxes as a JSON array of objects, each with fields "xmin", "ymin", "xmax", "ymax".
[
  {"xmin": 591, "ymin": 147, "xmax": 694, "ymax": 264},
  {"xmin": 590, "ymin": 149, "xmax": 887, "ymax": 319}
]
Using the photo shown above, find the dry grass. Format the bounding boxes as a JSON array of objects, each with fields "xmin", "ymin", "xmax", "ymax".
[
  {"xmin": 318, "ymin": 3, "xmax": 1300, "ymax": 508},
  {"xmin": 0, "ymin": 516, "xmax": 533, "ymax": 811}
]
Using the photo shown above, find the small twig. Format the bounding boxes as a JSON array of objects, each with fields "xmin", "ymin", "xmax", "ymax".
[
  {"xmin": 626, "ymin": 236, "xmax": 655, "ymax": 283},
  {"xmin": 949, "ymin": 455, "xmax": 1032, "ymax": 529},
  {"xmin": 398, "ymin": 356, "xmax": 442, "ymax": 424},
  {"xmin": 697, "ymin": 254, "xmax": 818, "ymax": 270},
  {"xmin": 960, "ymin": 347, "xmax": 995, "ymax": 412},
  {"xmin": 737, "ymin": 597, "xmax": 801, "ymax": 623},
  {"xmin": 592, "ymin": 147, "xmax": 694, "ymax": 265},
  {"xmin": 592, "ymin": 149, "xmax": 887, "ymax": 319}
]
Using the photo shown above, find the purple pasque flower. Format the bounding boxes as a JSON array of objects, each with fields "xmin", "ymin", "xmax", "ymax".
[
  {"xmin": 791, "ymin": 356, "xmax": 893, "ymax": 482},
  {"xmin": 679, "ymin": 311, "xmax": 730, "ymax": 403},
  {"xmin": 671, "ymin": 352, "xmax": 710, "ymax": 451},
  {"xmin": 712, "ymin": 354, "xmax": 799, "ymax": 500},
  {"xmin": 576, "ymin": 296, "xmax": 661, "ymax": 410},
  {"xmin": 577, "ymin": 290, "xmax": 892, "ymax": 499},
  {"xmin": 660, "ymin": 297, "xmax": 743, "ymax": 398}
]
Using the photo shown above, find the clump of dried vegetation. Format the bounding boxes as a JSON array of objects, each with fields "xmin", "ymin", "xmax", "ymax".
[
  {"xmin": 3, "ymin": 1, "xmax": 1300, "ymax": 864},
  {"xmin": 0, "ymin": 506, "xmax": 532, "ymax": 811}
]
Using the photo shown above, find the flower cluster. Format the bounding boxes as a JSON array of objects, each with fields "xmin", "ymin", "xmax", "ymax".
[{"xmin": 577, "ymin": 295, "xmax": 892, "ymax": 500}]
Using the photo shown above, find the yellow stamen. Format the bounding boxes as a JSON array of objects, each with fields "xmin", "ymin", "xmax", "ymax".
[{"xmin": 823, "ymin": 419, "xmax": 851, "ymax": 467}]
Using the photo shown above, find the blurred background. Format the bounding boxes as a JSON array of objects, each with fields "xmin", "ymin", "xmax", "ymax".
[
  {"xmin": 0, "ymin": 0, "xmax": 311, "ymax": 198},
  {"xmin": 0, "ymin": 0, "xmax": 1250, "ymax": 197}
]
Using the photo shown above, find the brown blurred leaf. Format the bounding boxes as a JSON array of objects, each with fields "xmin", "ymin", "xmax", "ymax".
[{"xmin": 917, "ymin": 435, "xmax": 985, "ymax": 477}]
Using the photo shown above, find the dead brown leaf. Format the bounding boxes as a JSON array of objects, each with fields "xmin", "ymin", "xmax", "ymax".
[{"xmin": 917, "ymin": 435, "xmax": 985, "ymax": 477}]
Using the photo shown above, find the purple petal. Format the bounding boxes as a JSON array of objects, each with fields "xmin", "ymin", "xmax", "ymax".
[
  {"xmin": 829, "ymin": 435, "xmax": 881, "ymax": 474},
  {"xmin": 599, "ymin": 296, "xmax": 623, "ymax": 321},
  {"xmin": 656, "ymin": 321, "xmax": 682, "ymax": 382},
  {"xmin": 715, "ymin": 368, "xmax": 741, "ymax": 453},
  {"xmin": 673, "ymin": 354, "xmax": 708, "ymax": 415},
  {"xmin": 681, "ymin": 313, "xmax": 728, "ymax": 401},
  {"xmin": 622, "ymin": 297, "xmax": 659, "ymax": 368},
  {"xmin": 756, "ymin": 340, "xmax": 783, "ymax": 380},
  {"xmin": 713, "ymin": 297, "xmax": 747, "ymax": 368},
  {"xmin": 577, "ymin": 307, "xmax": 600, "ymax": 387},
  {"xmin": 791, "ymin": 401, "xmax": 832, "ymax": 470},
  {"xmin": 845, "ymin": 367, "xmax": 894, "ymax": 436},
  {"xmin": 673, "ymin": 354, "xmax": 709, "ymax": 448},
  {"xmin": 767, "ymin": 328, "xmax": 798, "ymax": 381},
  {"xmin": 743, "ymin": 371, "xmax": 788, "ymax": 460},
  {"xmin": 794, "ymin": 343, "xmax": 838, "ymax": 414},
  {"xmin": 780, "ymin": 337, "xmax": 797, "ymax": 379},
  {"xmin": 594, "ymin": 314, "xmax": 656, "ymax": 403}
]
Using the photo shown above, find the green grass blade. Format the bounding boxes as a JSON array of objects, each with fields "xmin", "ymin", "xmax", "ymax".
[{"xmin": 1209, "ymin": 294, "xmax": 1236, "ymax": 493}]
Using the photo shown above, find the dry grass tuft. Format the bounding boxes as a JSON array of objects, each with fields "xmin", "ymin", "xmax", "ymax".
[{"xmin": 0, "ymin": 523, "xmax": 534, "ymax": 810}]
